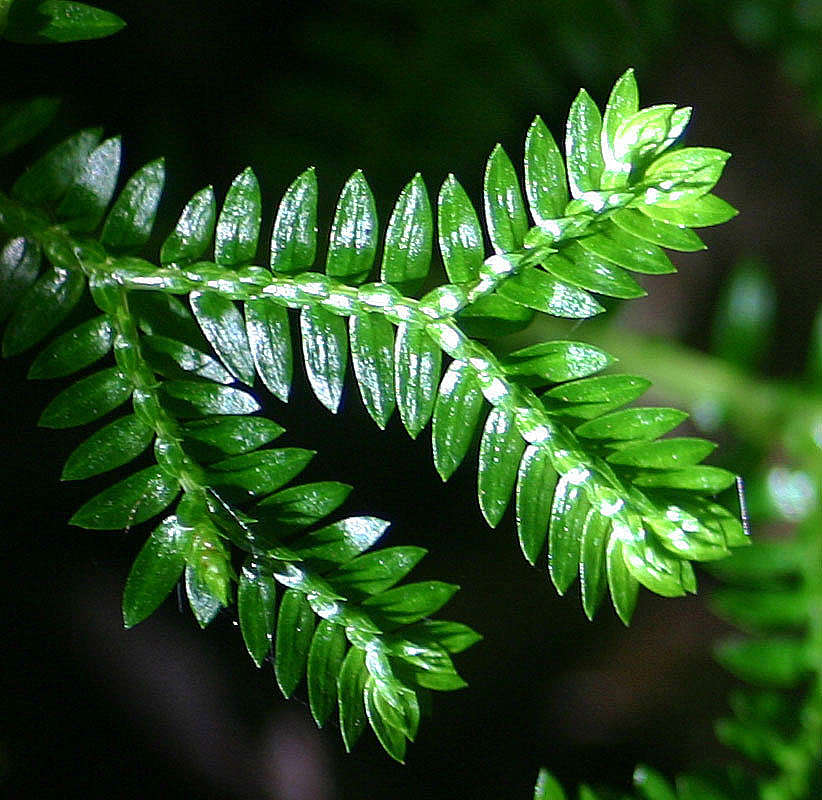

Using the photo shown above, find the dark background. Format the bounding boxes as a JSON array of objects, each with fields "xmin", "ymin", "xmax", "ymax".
[{"xmin": 1, "ymin": 1, "xmax": 821, "ymax": 798}]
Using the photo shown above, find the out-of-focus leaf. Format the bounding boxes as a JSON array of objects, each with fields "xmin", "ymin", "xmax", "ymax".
[
  {"xmin": 0, "ymin": 96, "xmax": 60, "ymax": 157},
  {"xmin": 5, "ymin": 0, "xmax": 125, "ymax": 43},
  {"xmin": 0, "ymin": 237, "xmax": 40, "ymax": 323}
]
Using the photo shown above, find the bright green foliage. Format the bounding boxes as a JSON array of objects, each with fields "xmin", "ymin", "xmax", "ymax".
[
  {"xmin": 1, "ymin": 0, "xmax": 124, "ymax": 43},
  {"xmin": 0, "ymin": 69, "xmax": 743, "ymax": 760}
]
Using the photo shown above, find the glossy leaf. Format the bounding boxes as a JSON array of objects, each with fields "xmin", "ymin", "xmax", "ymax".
[
  {"xmin": 275, "ymin": 588, "xmax": 315, "ymax": 697},
  {"xmin": 606, "ymin": 536, "xmax": 639, "ymax": 624},
  {"xmin": 349, "ymin": 312, "xmax": 395, "ymax": 429},
  {"xmin": 534, "ymin": 769, "xmax": 567, "ymax": 800},
  {"xmin": 611, "ymin": 207, "xmax": 704, "ymax": 252},
  {"xmin": 208, "ymin": 448, "xmax": 314, "ymax": 497},
  {"xmin": 503, "ymin": 340, "xmax": 613, "ymax": 384},
  {"xmin": 484, "ymin": 144, "xmax": 528, "ymax": 254},
  {"xmin": 39, "ymin": 367, "xmax": 131, "ymax": 428},
  {"xmin": 515, "ymin": 445, "xmax": 557, "ymax": 565},
  {"xmin": 497, "ymin": 268, "xmax": 604, "ymax": 318},
  {"xmin": 326, "ymin": 170, "xmax": 377, "ymax": 284},
  {"xmin": 579, "ymin": 509, "xmax": 610, "ymax": 619},
  {"xmin": 362, "ymin": 581, "xmax": 458, "ymax": 626},
  {"xmin": 524, "ymin": 116, "xmax": 567, "ymax": 223},
  {"xmin": 548, "ymin": 246, "xmax": 645, "ymax": 299},
  {"xmin": 643, "ymin": 147, "xmax": 730, "ymax": 206},
  {"xmin": 613, "ymin": 105, "xmax": 677, "ymax": 164},
  {"xmin": 270, "ymin": 167, "xmax": 317, "ymax": 273},
  {"xmin": 601, "ymin": 68, "xmax": 639, "ymax": 170},
  {"xmin": 633, "ymin": 465, "xmax": 737, "ymax": 492},
  {"xmin": 255, "ymin": 481, "xmax": 351, "ymax": 535},
  {"xmin": 549, "ymin": 475, "xmax": 589, "ymax": 594},
  {"xmin": 237, "ymin": 558, "xmax": 278, "ymax": 667},
  {"xmin": 160, "ymin": 380, "xmax": 260, "ymax": 417},
  {"xmin": 142, "ymin": 333, "xmax": 234, "ymax": 384},
  {"xmin": 289, "ymin": 516, "xmax": 389, "ymax": 565},
  {"xmin": 541, "ymin": 374, "xmax": 650, "ymax": 420},
  {"xmin": 477, "ymin": 406, "xmax": 526, "ymax": 527},
  {"xmin": 457, "ymin": 294, "xmax": 534, "ymax": 338},
  {"xmin": 364, "ymin": 679, "xmax": 408, "ymax": 762},
  {"xmin": 437, "ymin": 174, "xmax": 484, "ymax": 284},
  {"xmin": 394, "ymin": 321, "xmax": 441, "ymax": 438},
  {"xmin": 380, "ymin": 174, "xmax": 432, "ymax": 295},
  {"xmin": 307, "ymin": 620, "xmax": 347, "ymax": 726},
  {"xmin": 329, "ymin": 546, "xmax": 427, "ymax": 598},
  {"xmin": 565, "ymin": 89, "xmax": 604, "ymax": 199},
  {"xmin": 2, "ymin": 265, "xmax": 85, "ymax": 356},
  {"xmin": 190, "ymin": 290, "xmax": 256, "ymax": 385},
  {"xmin": 122, "ymin": 515, "xmax": 192, "ymax": 628},
  {"xmin": 575, "ymin": 407, "xmax": 688, "ymax": 441},
  {"xmin": 338, "ymin": 646, "xmax": 368, "ymax": 751},
  {"xmin": 577, "ymin": 227, "xmax": 676, "ymax": 275},
  {"xmin": 185, "ymin": 560, "xmax": 223, "ymax": 628},
  {"xmin": 56, "ymin": 136, "xmax": 121, "ymax": 231},
  {"xmin": 0, "ymin": 96, "xmax": 60, "ymax": 158},
  {"xmin": 181, "ymin": 415, "xmax": 283, "ymax": 459},
  {"xmin": 621, "ymin": 531, "xmax": 690, "ymax": 598},
  {"xmin": 607, "ymin": 437, "xmax": 716, "ymax": 469},
  {"xmin": 215, "ymin": 167, "xmax": 260, "ymax": 266},
  {"xmin": 432, "ymin": 359, "xmax": 484, "ymax": 480},
  {"xmin": 244, "ymin": 298, "xmax": 292, "ymax": 402},
  {"xmin": 70, "ymin": 465, "xmax": 179, "ymax": 530},
  {"xmin": 641, "ymin": 193, "xmax": 737, "ymax": 227},
  {"xmin": 28, "ymin": 314, "xmax": 112, "ymax": 379},
  {"xmin": 0, "ymin": 237, "xmax": 40, "ymax": 324},
  {"xmin": 62, "ymin": 414, "xmax": 154, "ymax": 480},
  {"xmin": 300, "ymin": 305, "xmax": 348, "ymax": 413},
  {"xmin": 160, "ymin": 186, "xmax": 216, "ymax": 266},
  {"xmin": 5, "ymin": 0, "xmax": 124, "ymax": 43},
  {"xmin": 100, "ymin": 159, "xmax": 165, "ymax": 252}
]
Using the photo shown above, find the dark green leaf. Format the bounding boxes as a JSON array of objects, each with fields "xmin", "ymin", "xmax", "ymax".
[
  {"xmin": 549, "ymin": 475, "xmax": 589, "ymax": 594},
  {"xmin": 566, "ymin": 89, "xmax": 604, "ymax": 199},
  {"xmin": 3, "ymin": 264, "xmax": 85, "ymax": 356},
  {"xmin": 326, "ymin": 170, "xmax": 377, "ymax": 284},
  {"xmin": 270, "ymin": 167, "xmax": 317, "ymax": 273},
  {"xmin": 181, "ymin": 415, "xmax": 283, "ymax": 458},
  {"xmin": 503, "ymin": 340, "xmax": 614, "ymax": 384},
  {"xmin": 633, "ymin": 765, "xmax": 678, "ymax": 800},
  {"xmin": 401, "ymin": 620, "xmax": 481, "ymax": 655},
  {"xmin": 215, "ymin": 167, "xmax": 260, "ymax": 266},
  {"xmin": 39, "ymin": 367, "xmax": 131, "ymax": 428},
  {"xmin": 130, "ymin": 291, "xmax": 205, "ymax": 350},
  {"xmin": 547, "ymin": 247, "xmax": 645, "ymax": 299},
  {"xmin": 5, "ymin": 0, "xmax": 124, "ymax": 43},
  {"xmin": 208, "ymin": 448, "xmax": 314, "ymax": 497},
  {"xmin": 362, "ymin": 581, "xmax": 458, "ymax": 626},
  {"xmin": 300, "ymin": 305, "xmax": 348, "ymax": 413},
  {"xmin": 633, "ymin": 466, "xmax": 736, "ymax": 492},
  {"xmin": 28, "ymin": 315, "xmax": 111, "ymax": 381},
  {"xmin": 307, "ymin": 620, "xmax": 347, "ymax": 726},
  {"xmin": 237, "ymin": 558, "xmax": 278, "ymax": 667},
  {"xmin": 289, "ymin": 516, "xmax": 389, "ymax": 565},
  {"xmin": 524, "ymin": 116, "xmax": 567, "ymax": 223},
  {"xmin": 497, "ymin": 268, "xmax": 604, "ymax": 318},
  {"xmin": 437, "ymin": 174, "xmax": 484, "ymax": 284},
  {"xmin": 0, "ymin": 96, "xmax": 60, "ymax": 158},
  {"xmin": 190, "ymin": 290, "xmax": 256, "ymax": 384},
  {"xmin": 255, "ymin": 481, "xmax": 351, "ymax": 536},
  {"xmin": 641, "ymin": 193, "xmax": 738, "ymax": 227},
  {"xmin": 160, "ymin": 186, "xmax": 216, "ymax": 266},
  {"xmin": 349, "ymin": 312, "xmax": 395, "ymax": 429},
  {"xmin": 577, "ymin": 227, "xmax": 677, "ymax": 275},
  {"xmin": 122, "ymin": 515, "xmax": 192, "ymax": 628},
  {"xmin": 575, "ymin": 407, "xmax": 688, "ymax": 441},
  {"xmin": 394, "ymin": 321, "xmax": 441, "ymax": 439},
  {"xmin": 185, "ymin": 560, "xmax": 223, "ymax": 628},
  {"xmin": 715, "ymin": 638, "xmax": 808, "ymax": 688},
  {"xmin": 62, "ymin": 414, "xmax": 153, "ymax": 480},
  {"xmin": 244, "ymin": 298, "xmax": 292, "ymax": 402},
  {"xmin": 56, "ymin": 136, "xmax": 121, "ymax": 231},
  {"xmin": 329, "ymin": 546, "xmax": 426, "ymax": 598},
  {"xmin": 275, "ymin": 588, "xmax": 315, "ymax": 697},
  {"xmin": 477, "ymin": 406, "xmax": 526, "ymax": 527},
  {"xmin": 70, "ymin": 465, "xmax": 179, "ymax": 530},
  {"xmin": 338, "ymin": 646, "xmax": 368, "ymax": 751},
  {"xmin": 542, "ymin": 374, "xmax": 650, "ymax": 420},
  {"xmin": 607, "ymin": 437, "xmax": 716, "ymax": 469},
  {"xmin": 484, "ymin": 144, "xmax": 527, "ymax": 254},
  {"xmin": 11, "ymin": 128, "xmax": 100, "ymax": 205},
  {"xmin": 0, "ymin": 237, "xmax": 40, "ymax": 323},
  {"xmin": 142, "ymin": 333, "xmax": 233, "ymax": 384},
  {"xmin": 364, "ymin": 678, "xmax": 407, "ymax": 762},
  {"xmin": 515, "ymin": 444, "xmax": 557, "ymax": 565},
  {"xmin": 160, "ymin": 380, "xmax": 260, "ymax": 416},
  {"xmin": 601, "ymin": 68, "xmax": 638, "ymax": 172},
  {"xmin": 457, "ymin": 293, "xmax": 534, "ymax": 338},
  {"xmin": 611, "ymin": 208, "xmax": 704, "ymax": 252},
  {"xmin": 432, "ymin": 359, "xmax": 484, "ymax": 480},
  {"xmin": 606, "ymin": 536, "xmax": 639, "ymax": 624},
  {"xmin": 579, "ymin": 509, "xmax": 610, "ymax": 620},
  {"xmin": 101, "ymin": 159, "xmax": 165, "ymax": 252},
  {"xmin": 380, "ymin": 173, "xmax": 432, "ymax": 295}
]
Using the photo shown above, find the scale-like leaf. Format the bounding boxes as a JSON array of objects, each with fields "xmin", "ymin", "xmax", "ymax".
[
  {"xmin": 238, "ymin": 558, "xmax": 278, "ymax": 667},
  {"xmin": 161, "ymin": 380, "xmax": 260, "ymax": 416},
  {"xmin": 123, "ymin": 515, "xmax": 192, "ymax": 628},
  {"xmin": 208, "ymin": 448, "xmax": 314, "ymax": 497},
  {"xmin": 381, "ymin": 174, "xmax": 432, "ymax": 295},
  {"xmin": 549, "ymin": 475, "xmax": 590, "ymax": 594},
  {"xmin": 28, "ymin": 314, "xmax": 112, "ymax": 379},
  {"xmin": 326, "ymin": 170, "xmax": 377, "ymax": 284},
  {"xmin": 611, "ymin": 208, "xmax": 704, "ymax": 252},
  {"xmin": 503, "ymin": 340, "xmax": 613, "ymax": 384},
  {"xmin": 160, "ymin": 186, "xmax": 216, "ymax": 266},
  {"xmin": 515, "ymin": 445, "xmax": 557, "ymax": 565},
  {"xmin": 215, "ymin": 167, "xmax": 260, "ymax": 266},
  {"xmin": 190, "ymin": 290, "xmax": 256, "ymax": 385},
  {"xmin": 566, "ymin": 89, "xmax": 604, "ymax": 198},
  {"xmin": 548, "ymin": 246, "xmax": 645, "ymax": 299},
  {"xmin": 39, "ymin": 367, "xmax": 131, "ymax": 428},
  {"xmin": 437, "ymin": 174, "xmax": 483, "ymax": 284},
  {"xmin": 576, "ymin": 407, "xmax": 687, "ymax": 441},
  {"xmin": 394, "ymin": 321, "xmax": 441, "ymax": 438},
  {"xmin": 477, "ymin": 406, "xmax": 526, "ymax": 527},
  {"xmin": 484, "ymin": 144, "xmax": 528, "ymax": 254},
  {"xmin": 307, "ymin": 620, "xmax": 348, "ymax": 726},
  {"xmin": 62, "ymin": 414, "xmax": 153, "ymax": 480},
  {"xmin": 56, "ymin": 136, "xmax": 121, "ymax": 231},
  {"xmin": 100, "ymin": 159, "xmax": 165, "ymax": 252},
  {"xmin": 542, "ymin": 374, "xmax": 650, "ymax": 420},
  {"xmin": 275, "ymin": 588, "xmax": 316, "ymax": 697},
  {"xmin": 300, "ymin": 305, "xmax": 348, "ymax": 412},
  {"xmin": 244, "ymin": 298, "xmax": 292, "ymax": 402},
  {"xmin": 577, "ymin": 227, "xmax": 676, "ymax": 275},
  {"xmin": 497, "ymin": 269, "xmax": 604, "ymax": 318},
  {"xmin": 0, "ymin": 237, "xmax": 40, "ymax": 324},
  {"xmin": 524, "ymin": 116, "xmax": 567, "ymax": 223},
  {"xmin": 270, "ymin": 167, "xmax": 317, "ymax": 273},
  {"xmin": 349, "ymin": 312, "xmax": 395, "ymax": 428},
  {"xmin": 70, "ymin": 465, "xmax": 179, "ymax": 530}
]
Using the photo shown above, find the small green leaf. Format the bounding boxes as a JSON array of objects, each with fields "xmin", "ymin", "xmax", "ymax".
[
  {"xmin": 3, "ymin": 265, "xmax": 85, "ymax": 356},
  {"xmin": 613, "ymin": 105, "xmax": 677, "ymax": 164},
  {"xmin": 566, "ymin": 89, "xmax": 604, "ymax": 199},
  {"xmin": 575, "ymin": 407, "xmax": 688, "ymax": 441},
  {"xmin": 457, "ymin": 294, "xmax": 534, "ymax": 338},
  {"xmin": 477, "ymin": 406, "xmax": 526, "ymax": 527},
  {"xmin": 381, "ymin": 173, "xmax": 432, "ymax": 295},
  {"xmin": 11, "ymin": 128, "xmax": 101, "ymax": 205},
  {"xmin": 394, "ymin": 321, "xmax": 441, "ymax": 438},
  {"xmin": 160, "ymin": 380, "xmax": 260, "ymax": 416},
  {"xmin": 70, "ymin": 465, "xmax": 179, "ymax": 530},
  {"xmin": 142, "ymin": 333, "xmax": 233, "ymax": 384},
  {"xmin": 185, "ymin": 559, "xmax": 223, "ymax": 628},
  {"xmin": 641, "ymin": 193, "xmax": 737, "ymax": 227},
  {"xmin": 633, "ymin": 465, "xmax": 737, "ymax": 493},
  {"xmin": 534, "ymin": 769, "xmax": 567, "ymax": 800},
  {"xmin": 549, "ymin": 475, "xmax": 589, "ymax": 594},
  {"xmin": 238, "ymin": 557, "xmax": 278, "ymax": 667},
  {"xmin": 621, "ymin": 530, "xmax": 687, "ymax": 597},
  {"xmin": 101, "ymin": 159, "xmax": 165, "ymax": 252},
  {"xmin": 0, "ymin": 96, "xmax": 60, "ymax": 158},
  {"xmin": 122, "ymin": 515, "xmax": 192, "ymax": 628},
  {"xmin": 5, "ymin": 0, "xmax": 124, "ymax": 43},
  {"xmin": 497, "ymin": 268, "xmax": 605, "ymax": 319},
  {"xmin": 0, "ymin": 237, "xmax": 40, "ymax": 324},
  {"xmin": 602, "ymin": 68, "xmax": 639, "ymax": 171},
  {"xmin": 62, "ymin": 414, "xmax": 154, "ymax": 480},
  {"xmin": 362, "ymin": 581, "xmax": 458, "ymax": 626},
  {"xmin": 715, "ymin": 638, "xmax": 809, "ymax": 688},
  {"xmin": 364, "ymin": 678, "xmax": 408, "ymax": 763},
  {"xmin": 349, "ymin": 312, "xmax": 396, "ymax": 429},
  {"xmin": 289, "ymin": 516, "xmax": 389, "ymax": 565},
  {"xmin": 190, "ymin": 290, "xmax": 256, "ymax": 385},
  {"xmin": 307, "ymin": 620, "xmax": 348, "ymax": 727},
  {"xmin": 255, "ymin": 481, "xmax": 351, "ymax": 535},
  {"xmin": 160, "ymin": 186, "xmax": 216, "ymax": 266},
  {"xmin": 244, "ymin": 298, "xmax": 292, "ymax": 402},
  {"xmin": 215, "ymin": 167, "xmax": 261, "ymax": 266},
  {"xmin": 28, "ymin": 315, "xmax": 112, "ymax": 380},
  {"xmin": 579, "ymin": 509, "xmax": 610, "ymax": 620},
  {"xmin": 643, "ymin": 147, "xmax": 730, "ymax": 206},
  {"xmin": 607, "ymin": 437, "xmax": 716, "ymax": 469},
  {"xmin": 524, "ymin": 116, "xmax": 568, "ymax": 223},
  {"xmin": 484, "ymin": 144, "xmax": 528, "ymax": 254},
  {"xmin": 181, "ymin": 415, "xmax": 283, "ymax": 459},
  {"xmin": 516, "ymin": 445, "xmax": 557, "ymax": 565},
  {"xmin": 437, "ymin": 174, "xmax": 484, "ymax": 284},
  {"xmin": 208, "ymin": 448, "xmax": 314, "ymax": 497},
  {"xmin": 338, "ymin": 646, "xmax": 368, "ymax": 751},
  {"xmin": 326, "ymin": 170, "xmax": 377, "ymax": 284},
  {"xmin": 401, "ymin": 619, "xmax": 482, "ymax": 654},
  {"xmin": 606, "ymin": 536, "xmax": 639, "ymax": 624},
  {"xmin": 547, "ymin": 247, "xmax": 645, "ymax": 299},
  {"xmin": 542, "ymin": 374, "xmax": 650, "ymax": 420},
  {"xmin": 270, "ymin": 167, "xmax": 317, "ymax": 274},
  {"xmin": 432, "ymin": 359, "xmax": 484, "ymax": 480},
  {"xmin": 56, "ymin": 136, "xmax": 121, "ymax": 232},
  {"xmin": 39, "ymin": 367, "xmax": 131, "ymax": 428},
  {"xmin": 611, "ymin": 208, "xmax": 704, "ymax": 253},
  {"xmin": 577, "ymin": 227, "xmax": 677, "ymax": 275},
  {"xmin": 300, "ymin": 305, "xmax": 348, "ymax": 413},
  {"xmin": 275, "ymin": 588, "xmax": 316, "ymax": 697},
  {"xmin": 503, "ymin": 340, "xmax": 614, "ymax": 384},
  {"xmin": 130, "ymin": 291, "xmax": 204, "ymax": 350},
  {"xmin": 633, "ymin": 765, "xmax": 678, "ymax": 800},
  {"xmin": 329, "ymin": 546, "xmax": 427, "ymax": 598}
]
